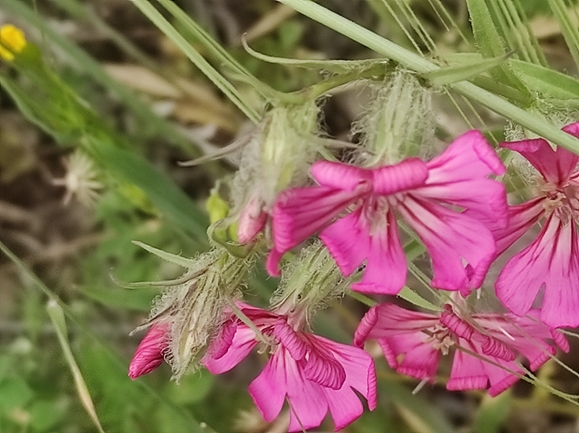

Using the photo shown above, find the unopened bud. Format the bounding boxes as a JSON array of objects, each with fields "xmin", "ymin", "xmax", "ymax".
[
  {"xmin": 128, "ymin": 323, "xmax": 169, "ymax": 379},
  {"xmin": 354, "ymin": 70, "xmax": 434, "ymax": 166}
]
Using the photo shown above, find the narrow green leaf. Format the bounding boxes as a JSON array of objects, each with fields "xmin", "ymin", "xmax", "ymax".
[
  {"xmin": 242, "ymin": 36, "xmax": 383, "ymax": 71},
  {"xmin": 46, "ymin": 299, "xmax": 107, "ymax": 433},
  {"xmin": 132, "ymin": 241, "xmax": 194, "ymax": 269},
  {"xmin": 0, "ymin": 240, "xmax": 215, "ymax": 433},
  {"xmin": 465, "ymin": 0, "xmax": 529, "ymax": 93},
  {"xmin": 278, "ymin": 0, "xmax": 579, "ymax": 154},
  {"xmin": 131, "ymin": 0, "xmax": 260, "ymax": 122},
  {"xmin": 398, "ymin": 287, "xmax": 440, "ymax": 312},
  {"xmin": 2, "ymin": 0, "xmax": 201, "ymax": 155},
  {"xmin": 510, "ymin": 59, "xmax": 579, "ymax": 99},
  {"xmin": 424, "ymin": 51, "xmax": 515, "ymax": 86},
  {"xmin": 547, "ymin": 0, "xmax": 579, "ymax": 68}
]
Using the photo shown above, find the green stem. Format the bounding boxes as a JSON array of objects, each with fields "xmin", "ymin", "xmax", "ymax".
[{"xmin": 279, "ymin": 0, "xmax": 579, "ymax": 154}]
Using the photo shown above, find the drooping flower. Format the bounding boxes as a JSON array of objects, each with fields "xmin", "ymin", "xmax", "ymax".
[
  {"xmin": 268, "ymin": 130, "xmax": 507, "ymax": 296},
  {"xmin": 494, "ymin": 122, "xmax": 579, "ymax": 328},
  {"xmin": 354, "ymin": 303, "xmax": 568, "ymax": 396},
  {"xmin": 129, "ymin": 323, "xmax": 169, "ymax": 379},
  {"xmin": 203, "ymin": 303, "xmax": 377, "ymax": 432}
]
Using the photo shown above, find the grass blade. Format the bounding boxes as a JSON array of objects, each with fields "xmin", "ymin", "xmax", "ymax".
[{"xmin": 46, "ymin": 300, "xmax": 107, "ymax": 433}]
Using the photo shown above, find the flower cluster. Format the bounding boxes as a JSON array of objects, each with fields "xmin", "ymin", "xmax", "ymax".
[{"xmin": 128, "ymin": 78, "xmax": 579, "ymax": 430}]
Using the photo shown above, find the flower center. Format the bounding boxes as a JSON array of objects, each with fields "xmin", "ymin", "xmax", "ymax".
[
  {"xmin": 362, "ymin": 194, "xmax": 402, "ymax": 235},
  {"xmin": 424, "ymin": 323, "xmax": 454, "ymax": 355},
  {"xmin": 540, "ymin": 180, "xmax": 579, "ymax": 224}
]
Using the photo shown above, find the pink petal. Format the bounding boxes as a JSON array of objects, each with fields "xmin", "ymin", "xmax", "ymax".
[
  {"xmin": 427, "ymin": 130, "xmax": 506, "ymax": 178},
  {"xmin": 203, "ymin": 326, "xmax": 258, "ymax": 374},
  {"xmin": 446, "ymin": 348, "xmax": 490, "ymax": 392},
  {"xmin": 371, "ymin": 158, "xmax": 429, "ymax": 195},
  {"xmin": 321, "ymin": 208, "xmax": 407, "ymax": 294},
  {"xmin": 501, "ymin": 136, "xmax": 579, "ymax": 184},
  {"xmin": 396, "ymin": 341, "xmax": 441, "ymax": 382},
  {"xmin": 128, "ymin": 324, "xmax": 169, "ymax": 379},
  {"xmin": 311, "ymin": 160, "xmax": 371, "ymax": 191},
  {"xmin": 418, "ymin": 130, "xmax": 508, "ymax": 229},
  {"xmin": 400, "ymin": 196, "xmax": 496, "ymax": 293},
  {"xmin": 302, "ymin": 344, "xmax": 346, "ymax": 390},
  {"xmin": 274, "ymin": 319, "xmax": 307, "ymax": 362},
  {"xmin": 496, "ymin": 215, "xmax": 579, "ymax": 327},
  {"xmin": 319, "ymin": 208, "xmax": 370, "ymax": 277},
  {"xmin": 354, "ymin": 304, "xmax": 439, "ymax": 347},
  {"xmin": 268, "ymin": 186, "xmax": 361, "ymax": 275},
  {"xmin": 248, "ymin": 350, "xmax": 294, "ymax": 425},
  {"xmin": 311, "ymin": 336, "xmax": 378, "ymax": 428},
  {"xmin": 491, "ymin": 198, "xmax": 545, "ymax": 256},
  {"xmin": 238, "ymin": 198, "xmax": 268, "ymax": 244}
]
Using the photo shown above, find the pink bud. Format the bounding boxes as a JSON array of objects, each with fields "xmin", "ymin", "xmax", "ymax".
[
  {"xmin": 128, "ymin": 324, "xmax": 169, "ymax": 379},
  {"xmin": 238, "ymin": 198, "xmax": 268, "ymax": 244}
]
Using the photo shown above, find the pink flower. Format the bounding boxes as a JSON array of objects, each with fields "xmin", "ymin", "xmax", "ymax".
[
  {"xmin": 354, "ymin": 303, "xmax": 568, "ymax": 396},
  {"xmin": 129, "ymin": 323, "xmax": 169, "ymax": 379},
  {"xmin": 268, "ymin": 130, "xmax": 507, "ymax": 295},
  {"xmin": 494, "ymin": 122, "xmax": 579, "ymax": 327},
  {"xmin": 203, "ymin": 303, "xmax": 377, "ymax": 432}
]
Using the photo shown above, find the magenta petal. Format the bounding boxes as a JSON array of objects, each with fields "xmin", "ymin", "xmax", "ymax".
[
  {"xmin": 203, "ymin": 326, "xmax": 258, "ymax": 374},
  {"xmin": 302, "ymin": 345, "xmax": 346, "ymax": 390},
  {"xmin": 269, "ymin": 185, "xmax": 361, "ymax": 275},
  {"xmin": 501, "ymin": 137, "xmax": 579, "ymax": 184},
  {"xmin": 128, "ymin": 324, "xmax": 169, "ymax": 379},
  {"xmin": 446, "ymin": 348, "xmax": 489, "ymax": 392},
  {"xmin": 396, "ymin": 341, "xmax": 440, "ymax": 382},
  {"xmin": 400, "ymin": 197, "xmax": 496, "ymax": 293},
  {"xmin": 320, "ymin": 208, "xmax": 370, "ymax": 277},
  {"xmin": 353, "ymin": 210, "xmax": 407, "ymax": 294},
  {"xmin": 427, "ymin": 130, "xmax": 506, "ymax": 178},
  {"xmin": 249, "ymin": 351, "xmax": 292, "ymax": 425},
  {"xmin": 496, "ymin": 215, "xmax": 579, "ymax": 327},
  {"xmin": 311, "ymin": 160, "xmax": 370, "ymax": 191},
  {"xmin": 418, "ymin": 130, "xmax": 508, "ymax": 229},
  {"xmin": 311, "ymin": 336, "xmax": 377, "ymax": 428},
  {"xmin": 371, "ymin": 158, "xmax": 429, "ymax": 195},
  {"xmin": 490, "ymin": 198, "xmax": 545, "ymax": 256}
]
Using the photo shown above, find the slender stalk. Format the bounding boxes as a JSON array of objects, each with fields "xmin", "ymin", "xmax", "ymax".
[{"xmin": 278, "ymin": 0, "xmax": 579, "ymax": 154}]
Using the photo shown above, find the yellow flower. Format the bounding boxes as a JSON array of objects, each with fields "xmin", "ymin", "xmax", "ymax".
[{"xmin": 0, "ymin": 25, "xmax": 27, "ymax": 61}]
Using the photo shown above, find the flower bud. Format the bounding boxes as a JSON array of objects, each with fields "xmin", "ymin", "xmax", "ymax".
[
  {"xmin": 130, "ymin": 248, "xmax": 253, "ymax": 381},
  {"xmin": 231, "ymin": 100, "xmax": 321, "ymax": 243},
  {"xmin": 353, "ymin": 70, "xmax": 434, "ymax": 166},
  {"xmin": 128, "ymin": 323, "xmax": 169, "ymax": 379}
]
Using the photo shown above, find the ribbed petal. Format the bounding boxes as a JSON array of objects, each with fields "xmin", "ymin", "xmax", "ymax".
[
  {"xmin": 354, "ymin": 304, "xmax": 439, "ymax": 346},
  {"xmin": 400, "ymin": 196, "xmax": 496, "ymax": 293},
  {"xmin": 275, "ymin": 319, "xmax": 307, "ymax": 361},
  {"xmin": 203, "ymin": 326, "xmax": 258, "ymax": 374},
  {"xmin": 302, "ymin": 344, "xmax": 346, "ymax": 390},
  {"xmin": 496, "ymin": 215, "xmax": 579, "ymax": 327},
  {"xmin": 371, "ymin": 158, "xmax": 429, "ymax": 195},
  {"xmin": 501, "ymin": 137, "xmax": 579, "ymax": 184},
  {"xmin": 321, "ymin": 207, "xmax": 406, "ymax": 294},
  {"xmin": 268, "ymin": 186, "xmax": 361, "ymax": 275},
  {"xmin": 446, "ymin": 348, "xmax": 490, "ymax": 392},
  {"xmin": 128, "ymin": 324, "xmax": 169, "ymax": 379},
  {"xmin": 311, "ymin": 335, "xmax": 378, "ymax": 428},
  {"xmin": 311, "ymin": 160, "xmax": 370, "ymax": 191}
]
